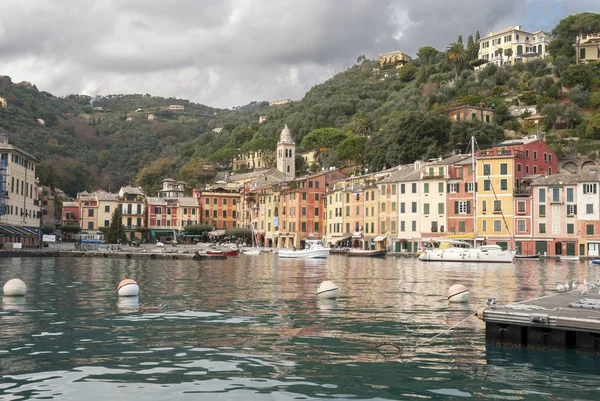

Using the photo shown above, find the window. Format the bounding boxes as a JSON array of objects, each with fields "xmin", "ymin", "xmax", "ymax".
[
  {"xmin": 500, "ymin": 163, "xmax": 508, "ymax": 175},
  {"xmin": 533, "ymin": 151, "xmax": 537, "ymax": 160},
  {"xmin": 493, "ymin": 220, "xmax": 502, "ymax": 232},
  {"xmin": 539, "ymin": 188, "xmax": 546, "ymax": 201},
  {"xmin": 584, "ymin": 184, "xmax": 597, "ymax": 194},
  {"xmin": 539, "ymin": 205, "xmax": 546, "ymax": 216},
  {"xmin": 308, "ymin": 181, "xmax": 313, "ymax": 188},
  {"xmin": 580, "ymin": 47, "xmax": 586, "ymax": 60},
  {"xmin": 539, "ymin": 223, "xmax": 546, "ymax": 233},
  {"xmin": 484, "ymin": 180, "xmax": 491, "ymax": 191},
  {"xmin": 483, "ymin": 164, "xmax": 491, "ymax": 175},
  {"xmin": 233, "ymin": 199, "xmax": 237, "ymax": 205},
  {"xmin": 391, "ymin": 221, "xmax": 396, "ymax": 233},
  {"xmin": 223, "ymin": 199, "xmax": 227, "ymax": 205},
  {"xmin": 401, "ymin": 184, "xmax": 405, "ymax": 194},
  {"xmin": 456, "ymin": 200, "xmax": 469, "ymax": 214},
  {"xmin": 392, "ymin": 185, "xmax": 396, "ymax": 195},
  {"xmin": 412, "ymin": 202, "xmax": 417, "ymax": 213},
  {"xmin": 482, "ymin": 200, "xmax": 487, "ymax": 212},
  {"xmin": 517, "ymin": 201, "xmax": 526, "ymax": 213},
  {"xmin": 438, "ymin": 203, "xmax": 444, "ymax": 214},
  {"xmin": 213, "ymin": 210, "xmax": 217, "ymax": 218},
  {"xmin": 412, "ymin": 221, "xmax": 417, "ymax": 231},
  {"xmin": 105, "ymin": 205, "xmax": 110, "ymax": 213},
  {"xmin": 381, "ymin": 221, "xmax": 386, "ymax": 233},
  {"xmin": 222, "ymin": 210, "xmax": 227, "ymax": 218},
  {"xmin": 424, "ymin": 183, "xmax": 429, "ymax": 194},
  {"xmin": 213, "ymin": 198, "xmax": 217, "ymax": 204},
  {"xmin": 302, "ymin": 193, "xmax": 307, "ymax": 200},
  {"xmin": 88, "ymin": 222, "xmax": 94, "ymax": 229},
  {"xmin": 412, "ymin": 183, "xmax": 417, "ymax": 193},
  {"xmin": 517, "ymin": 164, "xmax": 522, "ymax": 173},
  {"xmin": 315, "ymin": 194, "xmax": 319, "ymax": 201},
  {"xmin": 472, "ymin": 113, "xmax": 476, "ymax": 120},
  {"xmin": 104, "ymin": 219, "xmax": 110, "ymax": 227},
  {"xmin": 552, "ymin": 187, "xmax": 560, "ymax": 202},
  {"xmin": 424, "ymin": 203, "xmax": 430, "ymax": 214},
  {"xmin": 315, "ymin": 207, "xmax": 319, "ymax": 216},
  {"xmin": 587, "ymin": 224, "xmax": 594, "ymax": 235},
  {"xmin": 586, "ymin": 204, "xmax": 594, "ymax": 214},
  {"xmin": 380, "ymin": 203, "xmax": 386, "ymax": 213},
  {"xmin": 391, "ymin": 202, "xmax": 396, "ymax": 212},
  {"xmin": 205, "ymin": 198, "xmax": 209, "ymax": 204},
  {"xmin": 567, "ymin": 223, "xmax": 575, "ymax": 234},
  {"xmin": 356, "ymin": 206, "xmax": 359, "ymax": 215},
  {"xmin": 302, "ymin": 222, "xmax": 307, "ymax": 232},
  {"xmin": 458, "ymin": 221, "xmax": 466, "ymax": 232},
  {"xmin": 466, "ymin": 182, "xmax": 474, "ymax": 193},
  {"xmin": 567, "ymin": 188, "xmax": 574, "ymax": 202},
  {"xmin": 438, "ymin": 182, "xmax": 444, "ymax": 193},
  {"xmin": 449, "ymin": 183, "xmax": 459, "ymax": 193},
  {"xmin": 205, "ymin": 210, "xmax": 209, "ymax": 217},
  {"xmin": 431, "ymin": 222, "xmax": 438, "ymax": 232},
  {"xmin": 314, "ymin": 222, "xmax": 319, "ymax": 232},
  {"xmin": 88, "ymin": 209, "xmax": 94, "ymax": 217},
  {"xmin": 494, "ymin": 200, "xmax": 502, "ymax": 212},
  {"xmin": 482, "ymin": 220, "xmax": 487, "ymax": 232},
  {"xmin": 400, "ymin": 221, "xmax": 405, "ymax": 232},
  {"xmin": 552, "ymin": 222, "xmax": 560, "ymax": 235},
  {"xmin": 517, "ymin": 219, "xmax": 526, "ymax": 232},
  {"xmin": 315, "ymin": 181, "xmax": 320, "ymax": 188},
  {"xmin": 303, "ymin": 207, "xmax": 307, "ymax": 216},
  {"xmin": 500, "ymin": 179, "xmax": 508, "ymax": 190},
  {"xmin": 567, "ymin": 204, "xmax": 577, "ymax": 215},
  {"xmin": 400, "ymin": 202, "xmax": 405, "ymax": 213}
]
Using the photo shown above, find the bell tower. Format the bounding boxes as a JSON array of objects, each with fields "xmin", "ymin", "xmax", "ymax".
[{"xmin": 276, "ymin": 124, "xmax": 295, "ymax": 180}]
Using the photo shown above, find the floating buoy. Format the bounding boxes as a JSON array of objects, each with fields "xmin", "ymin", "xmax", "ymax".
[
  {"xmin": 447, "ymin": 284, "xmax": 469, "ymax": 303},
  {"xmin": 317, "ymin": 280, "xmax": 339, "ymax": 299},
  {"xmin": 118, "ymin": 278, "xmax": 139, "ymax": 297},
  {"xmin": 3, "ymin": 278, "xmax": 26, "ymax": 296}
]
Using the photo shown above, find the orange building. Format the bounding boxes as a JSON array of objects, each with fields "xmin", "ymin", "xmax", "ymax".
[{"xmin": 199, "ymin": 187, "xmax": 242, "ymax": 229}]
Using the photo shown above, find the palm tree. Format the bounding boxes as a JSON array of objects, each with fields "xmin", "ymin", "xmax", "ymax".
[
  {"xmin": 352, "ymin": 111, "xmax": 374, "ymax": 137},
  {"xmin": 504, "ymin": 48, "xmax": 513, "ymax": 65},
  {"xmin": 495, "ymin": 48, "xmax": 504, "ymax": 65},
  {"xmin": 446, "ymin": 41, "xmax": 467, "ymax": 78}
]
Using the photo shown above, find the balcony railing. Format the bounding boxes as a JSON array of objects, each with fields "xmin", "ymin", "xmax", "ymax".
[
  {"xmin": 481, "ymin": 149, "xmax": 525, "ymax": 158},
  {"xmin": 514, "ymin": 187, "xmax": 531, "ymax": 196}
]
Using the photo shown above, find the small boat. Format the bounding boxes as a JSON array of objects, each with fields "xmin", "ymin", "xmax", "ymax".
[
  {"xmin": 278, "ymin": 240, "xmax": 330, "ymax": 259},
  {"xmin": 418, "ymin": 239, "xmax": 516, "ymax": 263},
  {"xmin": 347, "ymin": 249, "xmax": 387, "ymax": 258},
  {"xmin": 559, "ymin": 255, "xmax": 579, "ymax": 262},
  {"xmin": 206, "ymin": 248, "xmax": 240, "ymax": 257},
  {"xmin": 590, "ymin": 260, "xmax": 600, "ymax": 265},
  {"xmin": 243, "ymin": 248, "xmax": 261, "ymax": 255},
  {"xmin": 515, "ymin": 253, "xmax": 540, "ymax": 260}
]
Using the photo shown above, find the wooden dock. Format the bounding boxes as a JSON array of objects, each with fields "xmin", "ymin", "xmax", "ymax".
[
  {"xmin": 0, "ymin": 250, "xmax": 228, "ymax": 260},
  {"xmin": 482, "ymin": 290, "xmax": 600, "ymax": 352}
]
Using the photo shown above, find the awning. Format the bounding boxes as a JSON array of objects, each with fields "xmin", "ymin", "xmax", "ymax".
[
  {"xmin": 0, "ymin": 224, "xmax": 38, "ymax": 238},
  {"xmin": 352, "ymin": 232, "xmax": 362, "ymax": 239},
  {"xmin": 374, "ymin": 236, "xmax": 387, "ymax": 242}
]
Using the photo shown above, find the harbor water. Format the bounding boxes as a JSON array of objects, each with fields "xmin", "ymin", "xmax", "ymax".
[{"xmin": 1, "ymin": 255, "xmax": 600, "ymax": 400}]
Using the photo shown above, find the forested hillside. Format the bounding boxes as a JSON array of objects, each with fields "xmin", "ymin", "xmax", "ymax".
[{"xmin": 1, "ymin": 12, "xmax": 599, "ymax": 197}]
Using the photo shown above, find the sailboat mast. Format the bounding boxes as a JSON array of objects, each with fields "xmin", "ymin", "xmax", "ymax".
[{"xmin": 472, "ymin": 136, "xmax": 477, "ymax": 245}]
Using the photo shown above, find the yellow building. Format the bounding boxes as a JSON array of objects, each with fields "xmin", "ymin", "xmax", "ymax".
[
  {"xmin": 478, "ymin": 25, "xmax": 550, "ymax": 67},
  {"xmin": 476, "ymin": 156, "xmax": 515, "ymax": 247},
  {"xmin": 0, "ymin": 97, "xmax": 7, "ymax": 109},
  {"xmin": 576, "ymin": 32, "xmax": 600, "ymax": 63},
  {"xmin": 325, "ymin": 182, "xmax": 346, "ymax": 246},
  {"xmin": 379, "ymin": 51, "xmax": 412, "ymax": 69},
  {"xmin": 96, "ymin": 193, "xmax": 118, "ymax": 230}
]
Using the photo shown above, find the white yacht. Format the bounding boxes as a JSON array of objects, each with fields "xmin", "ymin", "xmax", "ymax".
[
  {"xmin": 418, "ymin": 239, "xmax": 516, "ymax": 263},
  {"xmin": 278, "ymin": 240, "xmax": 330, "ymax": 259}
]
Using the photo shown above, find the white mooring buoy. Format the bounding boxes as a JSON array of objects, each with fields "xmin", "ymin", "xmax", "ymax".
[
  {"xmin": 118, "ymin": 279, "xmax": 139, "ymax": 297},
  {"xmin": 3, "ymin": 278, "xmax": 26, "ymax": 296},
  {"xmin": 447, "ymin": 284, "xmax": 470, "ymax": 303},
  {"xmin": 317, "ymin": 280, "xmax": 339, "ymax": 299}
]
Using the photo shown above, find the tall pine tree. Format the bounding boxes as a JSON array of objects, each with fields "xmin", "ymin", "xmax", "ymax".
[{"xmin": 105, "ymin": 208, "xmax": 127, "ymax": 244}]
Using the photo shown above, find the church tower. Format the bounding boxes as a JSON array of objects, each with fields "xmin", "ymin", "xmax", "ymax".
[{"xmin": 276, "ymin": 124, "xmax": 295, "ymax": 180}]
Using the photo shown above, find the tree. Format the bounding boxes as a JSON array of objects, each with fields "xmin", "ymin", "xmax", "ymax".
[
  {"xmin": 37, "ymin": 161, "xmax": 63, "ymax": 189},
  {"xmin": 134, "ymin": 157, "xmax": 177, "ymax": 195},
  {"xmin": 550, "ymin": 12, "xmax": 600, "ymax": 61},
  {"xmin": 208, "ymin": 147, "xmax": 238, "ymax": 167},
  {"xmin": 542, "ymin": 103, "xmax": 567, "ymax": 129},
  {"xmin": 300, "ymin": 128, "xmax": 348, "ymax": 152},
  {"xmin": 364, "ymin": 111, "xmax": 451, "ymax": 169},
  {"xmin": 105, "ymin": 208, "xmax": 127, "ymax": 244},
  {"xmin": 356, "ymin": 54, "xmax": 367, "ymax": 64},
  {"xmin": 61, "ymin": 161, "xmax": 90, "ymax": 197},
  {"xmin": 449, "ymin": 120, "xmax": 505, "ymax": 153},
  {"xmin": 399, "ymin": 63, "xmax": 418, "ymax": 82},
  {"xmin": 179, "ymin": 158, "xmax": 216, "ymax": 188},
  {"xmin": 446, "ymin": 41, "xmax": 467, "ymax": 78},
  {"xmin": 504, "ymin": 48, "xmax": 513, "ymax": 65},
  {"xmin": 335, "ymin": 136, "xmax": 367, "ymax": 164},
  {"xmin": 562, "ymin": 63, "xmax": 599, "ymax": 90},
  {"xmin": 352, "ymin": 111, "xmax": 374, "ymax": 137},
  {"xmin": 240, "ymin": 136, "xmax": 278, "ymax": 167},
  {"xmin": 417, "ymin": 46, "xmax": 439, "ymax": 65}
]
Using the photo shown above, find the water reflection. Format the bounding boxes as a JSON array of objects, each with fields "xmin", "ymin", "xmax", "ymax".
[{"xmin": 0, "ymin": 256, "xmax": 599, "ymax": 400}]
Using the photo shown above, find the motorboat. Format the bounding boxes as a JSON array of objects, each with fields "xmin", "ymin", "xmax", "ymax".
[
  {"xmin": 559, "ymin": 255, "xmax": 579, "ymax": 262},
  {"xmin": 243, "ymin": 248, "xmax": 261, "ymax": 255},
  {"xmin": 206, "ymin": 248, "xmax": 240, "ymax": 257},
  {"xmin": 278, "ymin": 240, "xmax": 330, "ymax": 259},
  {"xmin": 418, "ymin": 239, "xmax": 516, "ymax": 263},
  {"xmin": 346, "ymin": 249, "xmax": 386, "ymax": 257},
  {"xmin": 590, "ymin": 260, "xmax": 600, "ymax": 265},
  {"xmin": 515, "ymin": 253, "xmax": 540, "ymax": 260}
]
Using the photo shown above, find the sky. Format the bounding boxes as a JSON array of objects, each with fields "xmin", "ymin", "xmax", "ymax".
[{"xmin": 0, "ymin": 0, "xmax": 598, "ymax": 109}]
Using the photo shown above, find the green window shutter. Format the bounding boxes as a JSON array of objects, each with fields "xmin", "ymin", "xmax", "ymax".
[
  {"xmin": 454, "ymin": 201, "xmax": 459, "ymax": 214},
  {"xmin": 466, "ymin": 201, "xmax": 471, "ymax": 214}
]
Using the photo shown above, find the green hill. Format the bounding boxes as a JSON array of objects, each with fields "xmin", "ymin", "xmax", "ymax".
[{"xmin": 1, "ymin": 12, "xmax": 599, "ymax": 197}]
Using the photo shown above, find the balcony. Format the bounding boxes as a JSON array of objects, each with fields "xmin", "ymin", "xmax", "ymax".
[
  {"xmin": 481, "ymin": 149, "xmax": 525, "ymax": 158},
  {"xmin": 513, "ymin": 187, "xmax": 531, "ymax": 197}
]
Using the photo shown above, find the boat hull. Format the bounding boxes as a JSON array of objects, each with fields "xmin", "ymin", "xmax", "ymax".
[
  {"xmin": 591, "ymin": 260, "xmax": 600, "ymax": 265},
  {"xmin": 559, "ymin": 256, "xmax": 579, "ymax": 262},
  {"xmin": 347, "ymin": 249, "xmax": 386, "ymax": 257},
  {"xmin": 207, "ymin": 249, "xmax": 239, "ymax": 257},
  {"xmin": 418, "ymin": 249, "xmax": 516, "ymax": 263},
  {"xmin": 516, "ymin": 254, "xmax": 540, "ymax": 260},
  {"xmin": 278, "ymin": 248, "xmax": 330, "ymax": 259}
]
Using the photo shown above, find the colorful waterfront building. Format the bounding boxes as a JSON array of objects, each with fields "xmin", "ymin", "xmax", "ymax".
[
  {"xmin": 95, "ymin": 192, "xmax": 118, "ymax": 231},
  {"xmin": 325, "ymin": 181, "xmax": 346, "ymax": 247},
  {"xmin": 478, "ymin": 25, "xmax": 551, "ymax": 66},
  {"xmin": 199, "ymin": 186, "xmax": 242, "ymax": 230},
  {"xmin": 446, "ymin": 156, "xmax": 476, "ymax": 237},
  {"xmin": 118, "ymin": 186, "xmax": 145, "ymax": 240},
  {"xmin": 476, "ymin": 136, "xmax": 558, "ymax": 249},
  {"xmin": 531, "ymin": 173, "xmax": 578, "ymax": 257},
  {"xmin": 577, "ymin": 167, "xmax": 600, "ymax": 257},
  {"xmin": 145, "ymin": 197, "xmax": 179, "ymax": 243}
]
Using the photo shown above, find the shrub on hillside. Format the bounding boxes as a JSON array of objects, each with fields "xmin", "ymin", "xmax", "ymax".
[{"xmin": 569, "ymin": 86, "xmax": 590, "ymax": 108}]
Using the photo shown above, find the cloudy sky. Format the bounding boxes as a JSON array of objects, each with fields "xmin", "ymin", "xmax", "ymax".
[{"xmin": 0, "ymin": 0, "xmax": 598, "ymax": 109}]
